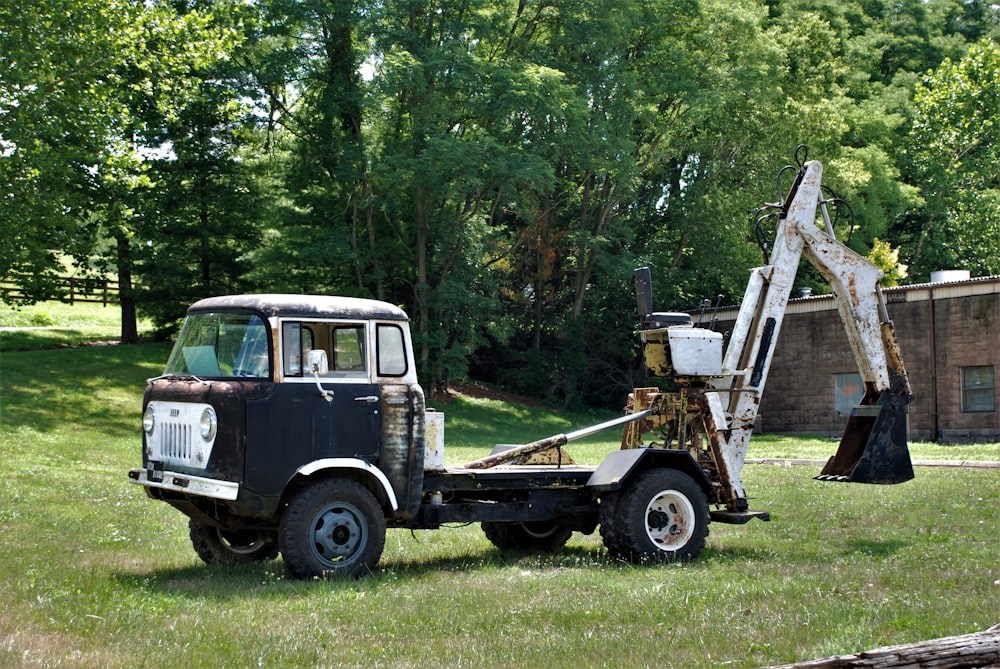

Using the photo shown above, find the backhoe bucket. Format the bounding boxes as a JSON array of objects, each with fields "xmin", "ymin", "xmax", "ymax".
[{"xmin": 816, "ymin": 380, "xmax": 914, "ymax": 485}]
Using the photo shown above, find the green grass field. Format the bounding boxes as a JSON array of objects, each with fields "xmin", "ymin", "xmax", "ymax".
[
  {"xmin": 1, "ymin": 304, "xmax": 997, "ymax": 668},
  {"xmin": 0, "ymin": 300, "xmax": 154, "ymax": 351}
]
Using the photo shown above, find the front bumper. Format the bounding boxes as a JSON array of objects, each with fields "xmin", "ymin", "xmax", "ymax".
[{"xmin": 128, "ymin": 467, "xmax": 240, "ymax": 501}]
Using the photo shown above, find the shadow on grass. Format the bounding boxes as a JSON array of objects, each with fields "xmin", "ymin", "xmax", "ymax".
[
  {"xmin": 0, "ymin": 328, "xmax": 120, "ymax": 352},
  {"xmin": 842, "ymin": 537, "xmax": 908, "ymax": 557},
  {"xmin": 1, "ymin": 342, "xmax": 170, "ymax": 438},
  {"xmin": 699, "ymin": 544, "xmax": 783, "ymax": 563},
  {"xmin": 112, "ymin": 540, "xmax": 790, "ymax": 601},
  {"xmin": 113, "ymin": 545, "xmax": 609, "ymax": 599}
]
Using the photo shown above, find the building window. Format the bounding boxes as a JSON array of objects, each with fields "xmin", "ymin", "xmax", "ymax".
[
  {"xmin": 961, "ymin": 366, "xmax": 995, "ymax": 413},
  {"xmin": 834, "ymin": 372, "xmax": 864, "ymax": 416}
]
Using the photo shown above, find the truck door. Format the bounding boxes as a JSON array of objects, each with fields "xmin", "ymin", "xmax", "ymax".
[
  {"xmin": 322, "ymin": 323, "xmax": 382, "ymax": 457},
  {"xmin": 243, "ymin": 321, "xmax": 382, "ymax": 498}
]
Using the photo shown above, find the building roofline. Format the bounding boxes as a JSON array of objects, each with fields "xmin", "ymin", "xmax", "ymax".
[
  {"xmin": 711, "ymin": 275, "xmax": 1000, "ymax": 319},
  {"xmin": 888, "ymin": 274, "xmax": 1000, "ymax": 292}
]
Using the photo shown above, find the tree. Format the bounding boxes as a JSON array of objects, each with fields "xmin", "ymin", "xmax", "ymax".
[
  {"xmin": 900, "ymin": 40, "xmax": 1000, "ymax": 279},
  {"xmin": 478, "ymin": 0, "xmax": 793, "ymax": 406},
  {"xmin": 239, "ymin": 0, "xmax": 376, "ymax": 297},
  {"xmin": 363, "ymin": 0, "xmax": 562, "ymax": 393},
  {"xmin": 0, "ymin": 0, "xmax": 141, "ymax": 299},
  {"xmin": 0, "ymin": 0, "xmax": 238, "ymax": 341},
  {"xmin": 135, "ymin": 76, "xmax": 265, "ymax": 333},
  {"xmin": 867, "ymin": 237, "xmax": 908, "ymax": 286}
]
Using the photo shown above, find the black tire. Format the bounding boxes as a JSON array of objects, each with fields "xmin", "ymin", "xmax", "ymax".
[
  {"xmin": 279, "ymin": 478, "xmax": 386, "ymax": 579},
  {"xmin": 599, "ymin": 468, "xmax": 709, "ymax": 564},
  {"xmin": 189, "ymin": 520, "xmax": 278, "ymax": 565},
  {"xmin": 481, "ymin": 521, "xmax": 573, "ymax": 552}
]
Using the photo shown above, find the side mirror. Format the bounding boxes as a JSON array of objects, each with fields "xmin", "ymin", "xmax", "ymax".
[
  {"xmin": 306, "ymin": 350, "xmax": 333, "ymax": 402},
  {"xmin": 306, "ymin": 349, "xmax": 329, "ymax": 376}
]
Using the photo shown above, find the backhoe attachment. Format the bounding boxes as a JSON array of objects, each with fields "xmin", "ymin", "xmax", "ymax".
[
  {"xmin": 817, "ymin": 370, "xmax": 914, "ymax": 484},
  {"xmin": 628, "ymin": 149, "xmax": 914, "ymax": 507}
]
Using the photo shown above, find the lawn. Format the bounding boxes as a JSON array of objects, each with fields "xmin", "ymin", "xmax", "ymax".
[
  {"xmin": 0, "ymin": 300, "xmax": 153, "ymax": 350},
  {"xmin": 0, "ymin": 305, "xmax": 997, "ymax": 668}
]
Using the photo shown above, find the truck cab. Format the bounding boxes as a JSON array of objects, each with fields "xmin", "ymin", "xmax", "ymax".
[{"xmin": 132, "ymin": 295, "xmax": 427, "ymax": 562}]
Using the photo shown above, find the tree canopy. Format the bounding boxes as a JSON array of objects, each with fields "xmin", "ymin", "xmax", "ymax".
[{"xmin": 3, "ymin": 0, "xmax": 998, "ymax": 405}]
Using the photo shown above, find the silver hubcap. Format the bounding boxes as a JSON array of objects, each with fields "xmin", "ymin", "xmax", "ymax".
[{"xmin": 310, "ymin": 503, "xmax": 366, "ymax": 565}]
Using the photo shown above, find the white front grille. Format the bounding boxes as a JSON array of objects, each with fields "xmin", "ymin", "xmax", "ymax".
[
  {"xmin": 147, "ymin": 401, "xmax": 216, "ymax": 470},
  {"xmin": 160, "ymin": 421, "xmax": 193, "ymax": 461}
]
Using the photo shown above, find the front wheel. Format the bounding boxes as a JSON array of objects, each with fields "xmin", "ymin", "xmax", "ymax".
[
  {"xmin": 189, "ymin": 520, "xmax": 278, "ymax": 565},
  {"xmin": 279, "ymin": 478, "xmax": 386, "ymax": 579},
  {"xmin": 599, "ymin": 468, "xmax": 709, "ymax": 564}
]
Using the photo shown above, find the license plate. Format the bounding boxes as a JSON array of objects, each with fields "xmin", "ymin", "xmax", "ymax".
[{"xmin": 148, "ymin": 460, "xmax": 165, "ymax": 483}]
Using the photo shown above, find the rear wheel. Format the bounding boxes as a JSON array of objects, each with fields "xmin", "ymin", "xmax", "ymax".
[
  {"xmin": 481, "ymin": 521, "xmax": 573, "ymax": 552},
  {"xmin": 279, "ymin": 478, "xmax": 386, "ymax": 579},
  {"xmin": 599, "ymin": 468, "xmax": 709, "ymax": 564},
  {"xmin": 189, "ymin": 520, "xmax": 278, "ymax": 565}
]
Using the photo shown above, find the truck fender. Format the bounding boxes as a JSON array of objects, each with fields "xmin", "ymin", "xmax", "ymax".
[
  {"xmin": 586, "ymin": 449, "xmax": 713, "ymax": 495},
  {"xmin": 293, "ymin": 458, "xmax": 399, "ymax": 512}
]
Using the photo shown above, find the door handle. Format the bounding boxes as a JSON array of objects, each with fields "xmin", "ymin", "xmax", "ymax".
[{"xmin": 354, "ymin": 395, "xmax": 380, "ymax": 403}]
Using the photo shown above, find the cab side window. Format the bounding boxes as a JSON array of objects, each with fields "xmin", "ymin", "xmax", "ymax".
[
  {"xmin": 332, "ymin": 326, "xmax": 365, "ymax": 373},
  {"xmin": 377, "ymin": 324, "xmax": 407, "ymax": 377},
  {"xmin": 281, "ymin": 321, "xmax": 363, "ymax": 378},
  {"xmin": 282, "ymin": 322, "xmax": 314, "ymax": 377}
]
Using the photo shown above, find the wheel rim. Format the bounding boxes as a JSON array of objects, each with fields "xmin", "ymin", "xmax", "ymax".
[
  {"xmin": 644, "ymin": 489, "xmax": 695, "ymax": 551},
  {"xmin": 521, "ymin": 522, "xmax": 559, "ymax": 539},
  {"xmin": 217, "ymin": 529, "xmax": 268, "ymax": 556},
  {"xmin": 309, "ymin": 502, "xmax": 367, "ymax": 566}
]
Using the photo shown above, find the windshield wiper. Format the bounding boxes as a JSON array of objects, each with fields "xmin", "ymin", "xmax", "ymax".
[{"xmin": 146, "ymin": 373, "xmax": 212, "ymax": 387}]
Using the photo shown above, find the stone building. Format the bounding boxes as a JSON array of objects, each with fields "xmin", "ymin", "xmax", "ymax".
[{"xmin": 711, "ymin": 273, "xmax": 1000, "ymax": 443}]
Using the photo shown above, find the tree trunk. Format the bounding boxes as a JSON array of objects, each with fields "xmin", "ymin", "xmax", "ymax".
[
  {"xmin": 116, "ymin": 235, "xmax": 138, "ymax": 344},
  {"xmin": 758, "ymin": 624, "xmax": 1000, "ymax": 669},
  {"xmin": 364, "ymin": 189, "xmax": 383, "ymax": 300},
  {"xmin": 415, "ymin": 189, "xmax": 431, "ymax": 389}
]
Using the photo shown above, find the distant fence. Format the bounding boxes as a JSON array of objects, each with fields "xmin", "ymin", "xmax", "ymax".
[{"xmin": 0, "ymin": 274, "xmax": 121, "ymax": 306}]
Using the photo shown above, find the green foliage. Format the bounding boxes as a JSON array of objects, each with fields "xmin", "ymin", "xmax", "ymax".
[
  {"xmin": 6, "ymin": 0, "xmax": 1000, "ymax": 404},
  {"xmin": 900, "ymin": 40, "xmax": 1000, "ymax": 279},
  {"xmin": 0, "ymin": 1, "xmax": 235, "ymax": 291},
  {"xmin": 133, "ymin": 55, "xmax": 266, "ymax": 333},
  {"xmin": 867, "ymin": 238, "xmax": 909, "ymax": 286},
  {"xmin": 29, "ymin": 311, "xmax": 55, "ymax": 327},
  {"xmin": 0, "ymin": 0, "xmax": 245, "ymax": 345},
  {"xmin": 0, "ymin": 0, "xmax": 139, "ymax": 292}
]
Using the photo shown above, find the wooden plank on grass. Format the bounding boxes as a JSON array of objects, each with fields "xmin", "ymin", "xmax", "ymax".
[{"xmin": 758, "ymin": 624, "xmax": 1000, "ymax": 668}]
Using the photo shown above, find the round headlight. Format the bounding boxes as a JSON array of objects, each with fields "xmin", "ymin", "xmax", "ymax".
[
  {"xmin": 200, "ymin": 406, "xmax": 217, "ymax": 441},
  {"xmin": 142, "ymin": 405, "xmax": 156, "ymax": 434}
]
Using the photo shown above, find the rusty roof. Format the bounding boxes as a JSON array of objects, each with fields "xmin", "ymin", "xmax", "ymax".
[{"xmin": 188, "ymin": 294, "xmax": 409, "ymax": 321}]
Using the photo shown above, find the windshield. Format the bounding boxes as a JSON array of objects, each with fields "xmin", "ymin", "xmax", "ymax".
[{"xmin": 164, "ymin": 311, "xmax": 271, "ymax": 379}]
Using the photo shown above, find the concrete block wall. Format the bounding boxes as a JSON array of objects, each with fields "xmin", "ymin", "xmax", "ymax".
[{"xmin": 712, "ymin": 279, "xmax": 1000, "ymax": 443}]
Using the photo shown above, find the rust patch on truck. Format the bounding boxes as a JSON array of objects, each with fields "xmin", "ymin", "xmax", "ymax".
[{"xmin": 379, "ymin": 384, "xmax": 425, "ymax": 519}]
